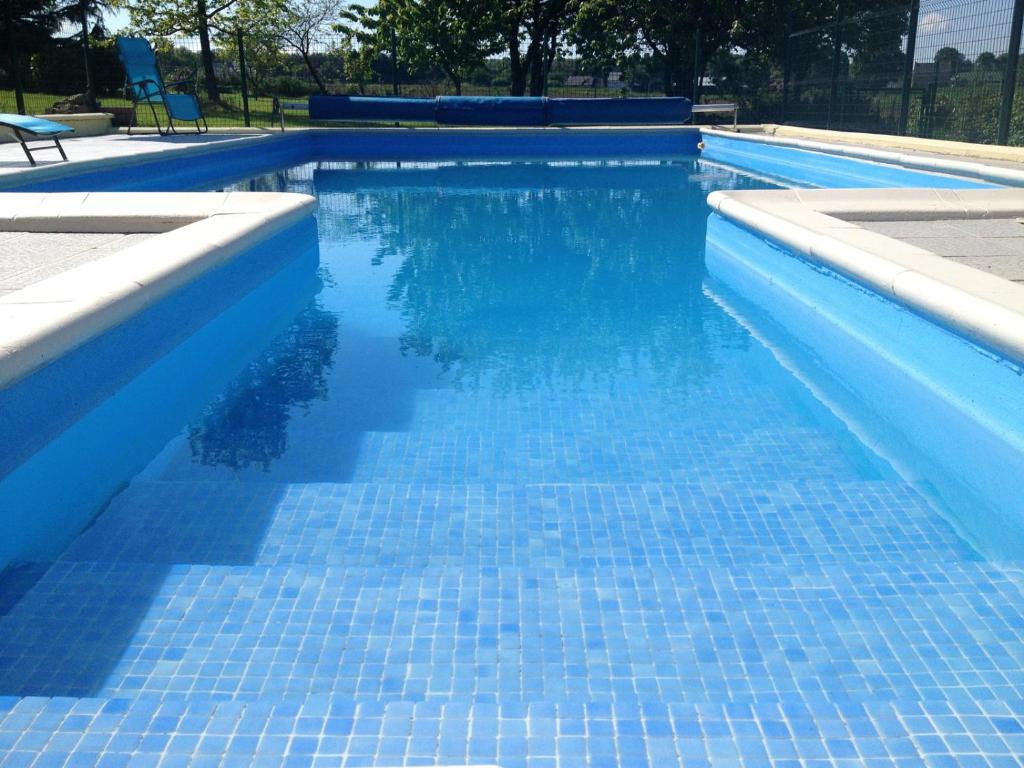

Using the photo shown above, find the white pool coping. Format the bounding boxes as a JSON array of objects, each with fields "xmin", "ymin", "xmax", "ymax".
[
  {"xmin": 0, "ymin": 191, "xmax": 316, "ymax": 389},
  {"xmin": 703, "ymin": 127, "xmax": 1024, "ymax": 187},
  {"xmin": 707, "ymin": 187, "xmax": 1024, "ymax": 363}
]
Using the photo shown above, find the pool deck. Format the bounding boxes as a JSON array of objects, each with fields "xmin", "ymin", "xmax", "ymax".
[
  {"xmin": 0, "ymin": 232, "xmax": 154, "ymax": 297},
  {"xmin": 855, "ymin": 218, "xmax": 1024, "ymax": 284},
  {"xmin": 0, "ymin": 191, "xmax": 316, "ymax": 389}
]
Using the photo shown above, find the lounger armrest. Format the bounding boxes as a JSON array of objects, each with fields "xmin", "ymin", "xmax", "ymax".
[
  {"xmin": 127, "ymin": 77, "xmax": 162, "ymax": 99},
  {"xmin": 164, "ymin": 79, "xmax": 197, "ymax": 92}
]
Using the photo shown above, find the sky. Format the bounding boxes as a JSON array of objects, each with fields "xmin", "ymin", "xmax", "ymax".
[{"xmin": 103, "ymin": 8, "xmax": 130, "ymax": 33}]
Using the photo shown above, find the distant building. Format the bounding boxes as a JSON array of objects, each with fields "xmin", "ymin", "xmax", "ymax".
[
  {"xmin": 912, "ymin": 61, "xmax": 957, "ymax": 87},
  {"xmin": 607, "ymin": 71, "xmax": 627, "ymax": 91},
  {"xmin": 567, "ymin": 75, "xmax": 597, "ymax": 88}
]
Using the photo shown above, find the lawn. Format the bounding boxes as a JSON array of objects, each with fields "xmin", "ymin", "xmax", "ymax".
[{"xmin": 2, "ymin": 85, "xmax": 677, "ymax": 131}]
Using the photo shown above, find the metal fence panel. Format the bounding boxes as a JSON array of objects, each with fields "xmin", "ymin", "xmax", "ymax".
[
  {"xmin": 782, "ymin": 0, "xmax": 1024, "ymax": 145},
  {"xmin": 4, "ymin": 2, "xmax": 1024, "ymax": 143}
]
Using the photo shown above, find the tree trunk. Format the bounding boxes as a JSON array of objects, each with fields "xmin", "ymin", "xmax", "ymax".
[
  {"xmin": 508, "ymin": 26, "xmax": 526, "ymax": 96},
  {"xmin": 300, "ymin": 50, "xmax": 326, "ymax": 93},
  {"xmin": 661, "ymin": 43, "xmax": 690, "ymax": 97},
  {"xmin": 79, "ymin": 0, "xmax": 96, "ymax": 106},
  {"xmin": 525, "ymin": 36, "xmax": 544, "ymax": 96},
  {"xmin": 196, "ymin": 0, "xmax": 220, "ymax": 102},
  {"xmin": 528, "ymin": 62, "xmax": 544, "ymax": 95},
  {"xmin": 4, "ymin": 1, "xmax": 26, "ymax": 114}
]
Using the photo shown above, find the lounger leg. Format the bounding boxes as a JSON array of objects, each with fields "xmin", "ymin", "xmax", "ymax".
[
  {"xmin": 13, "ymin": 129, "xmax": 36, "ymax": 167},
  {"xmin": 148, "ymin": 100, "xmax": 165, "ymax": 136},
  {"xmin": 18, "ymin": 141, "xmax": 36, "ymax": 166},
  {"xmin": 54, "ymin": 138, "xmax": 68, "ymax": 161}
]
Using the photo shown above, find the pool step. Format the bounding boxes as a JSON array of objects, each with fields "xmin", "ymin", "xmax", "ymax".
[
  {"xmin": 3, "ymin": 693, "xmax": 1023, "ymax": 767},
  {"xmin": 58, "ymin": 480, "xmax": 975, "ymax": 568},
  {"xmin": 344, "ymin": 386, "xmax": 830, "ymax": 434},
  {"xmin": 1, "ymin": 560, "xmax": 1019, "ymax": 705},
  {"xmin": 150, "ymin": 426, "xmax": 886, "ymax": 484}
]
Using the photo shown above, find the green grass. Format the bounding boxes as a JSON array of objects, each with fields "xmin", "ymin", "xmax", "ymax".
[
  {"xmin": 3, "ymin": 86, "xmax": 672, "ymax": 131},
  {"xmin": 0, "ymin": 88, "xmax": 298, "ymax": 129}
]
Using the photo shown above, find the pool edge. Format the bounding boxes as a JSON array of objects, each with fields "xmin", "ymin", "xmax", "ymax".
[
  {"xmin": 707, "ymin": 186, "xmax": 1024, "ymax": 365},
  {"xmin": 0, "ymin": 191, "xmax": 317, "ymax": 389}
]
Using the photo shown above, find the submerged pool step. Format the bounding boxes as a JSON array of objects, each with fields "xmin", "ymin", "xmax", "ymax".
[
  {"xmin": 3, "ymin": 693, "xmax": 1023, "ymax": 768},
  {"xmin": 58, "ymin": 480, "xmax": 975, "ymax": 569},
  {"xmin": 151, "ymin": 427, "xmax": 885, "ymax": 484},
  {"xmin": 1, "ymin": 559, "xmax": 1020, "ymax": 706},
  {"xmin": 394, "ymin": 387, "xmax": 825, "ymax": 433}
]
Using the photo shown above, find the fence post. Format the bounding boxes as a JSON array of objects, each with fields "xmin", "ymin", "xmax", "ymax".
[
  {"xmin": 237, "ymin": 30, "xmax": 251, "ymax": 128},
  {"xmin": 4, "ymin": 0, "xmax": 26, "ymax": 113},
  {"xmin": 827, "ymin": 1, "xmax": 845, "ymax": 129},
  {"xmin": 898, "ymin": 0, "xmax": 919, "ymax": 136},
  {"xmin": 998, "ymin": 0, "xmax": 1024, "ymax": 144}
]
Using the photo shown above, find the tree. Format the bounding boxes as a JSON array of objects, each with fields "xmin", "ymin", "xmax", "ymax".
[
  {"xmin": 934, "ymin": 46, "xmax": 967, "ymax": 73},
  {"xmin": 115, "ymin": 0, "xmax": 285, "ymax": 102},
  {"xmin": 277, "ymin": 0, "xmax": 334, "ymax": 93},
  {"xmin": 571, "ymin": 0, "xmax": 739, "ymax": 97},
  {"xmin": 52, "ymin": 0, "xmax": 111, "ymax": 103},
  {"xmin": 394, "ymin": 0, "xmax": 503, "ymax": 95},
  {"xmin": 341, "ymin": 0, "xmax": 502, "ymax": 95},
  {"xmin": 500, "ymin": 0, "xmax": 573, "ymax": 96},
  {"xmin": 218, "ymin": 19, "xmax": 284, "ymax": 96},
  {"xmin": 337, "ymin": 0, "xmax": 401, "ymax": 93},
  {"xmin": 2, "ymin": 0, "xmax": 62, "ymax": 113},
  {"xmin": 975, "ymin": 51, "xmax": 998, "ymax": 71}
]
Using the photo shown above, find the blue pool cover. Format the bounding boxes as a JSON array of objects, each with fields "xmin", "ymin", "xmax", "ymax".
[
  {"xmin": 0, "ymin": 146, "xmax": 1023, "ymax": 768},
  {"xmin": 309, "ymin": 94, "xmax": 693, "ymax": 125}
]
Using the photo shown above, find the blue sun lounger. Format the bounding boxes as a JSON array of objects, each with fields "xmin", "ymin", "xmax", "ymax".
[
  {"xmin": 116, "ymin": 36, "xmax": 208, "ymax": 135},
  {"xmin": 0, "ymin": 113, "xmax": 73, "ymax": 166}
]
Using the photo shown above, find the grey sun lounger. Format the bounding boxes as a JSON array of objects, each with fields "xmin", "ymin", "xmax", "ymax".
[{"xmin": 0, "ymin": 113, "xmax": 74, "ymax": 166}]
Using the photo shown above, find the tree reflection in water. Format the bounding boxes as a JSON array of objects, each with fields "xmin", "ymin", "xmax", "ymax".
[
  {"xmin": 187, "ymin": 304, "xmax": 339, "ymax": 472},
  {"xmin": 314, "ymin": 161, "xmax": 764, "ymax": 393}
]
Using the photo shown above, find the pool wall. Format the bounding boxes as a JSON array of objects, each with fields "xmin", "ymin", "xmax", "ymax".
[
  {"xmin": 5, "ymin": 127, "xmax": 1007, "ymax": 195},
  {"xmin": 0, "ymin": 206, "xmax": 320, "ymax": 572},
  {"xmin": 706, "ymin": 126, "xmax": 1024, "ymax": 186},
  {"xmin": 700, "ymin": 133, "xmax": 997, "ymax": 189},
  {"xmin": 5, "ymin": 129, "xmax": 703, "ymax": 193},
  {"xmin": 706, "ymin": 213, "xmax": 1024, "ymax": 559}
]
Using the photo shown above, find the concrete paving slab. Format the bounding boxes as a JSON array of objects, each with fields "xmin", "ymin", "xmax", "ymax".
[
  {"xmin": 855, "ymin": 218, "xmax": 1024, "ymax": 282},
  {"xmin": 0, "ymin": 232, "xmax": 155, "ymax": 297},
  {"xmin": 949, "ymin": 255, "xmax": 1024, "ymax": 281}
]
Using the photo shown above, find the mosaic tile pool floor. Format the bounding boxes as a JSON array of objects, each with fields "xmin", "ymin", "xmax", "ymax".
[{"xmin": 2, "ymin": 160, "xmax": 1023, "ymax": 767}]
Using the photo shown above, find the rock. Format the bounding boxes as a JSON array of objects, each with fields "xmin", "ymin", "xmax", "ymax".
[{"xmin": 49, "ymin": 92, "xmax": 99, "ymax": 114}]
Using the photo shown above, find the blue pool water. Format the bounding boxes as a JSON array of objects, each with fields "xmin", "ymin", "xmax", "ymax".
[{"xmin": 2, "ymin": 146, "xmax": 1024, "ymax": 767}]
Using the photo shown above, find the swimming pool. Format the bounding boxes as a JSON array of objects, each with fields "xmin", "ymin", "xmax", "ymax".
[{"xmin": 1, "ymin": 133, "xmax": 1023, "ymax": 767}]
